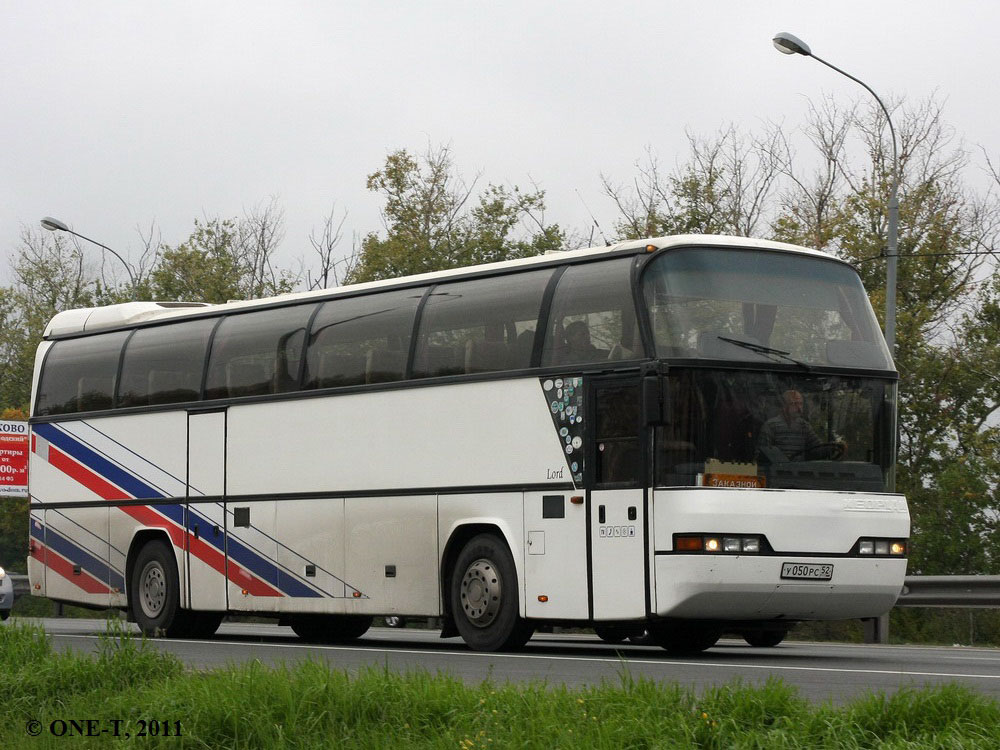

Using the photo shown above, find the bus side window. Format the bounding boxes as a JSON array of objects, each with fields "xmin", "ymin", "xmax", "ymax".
[
  {"xmin": 365, "ymin": 348, "xmax": 406, "ymax": 384},
  {"xmin": 206, "ymin": 304, "xmax": 315, "ymax": 400},
  {"xmin": 412, "ymin": 270, "xmax": 552, "ymax": 379},
  {"xmin": 118, "ymin": 318, "xmax": 215, "ymax": 407},
  {"xmin": 225, "ymin": 358, "xmax": 271, "ymax": 398},
  {"xmin": 35, "ymin": 331, "xmax": 129, "ymax": 416},
  {"xmin": 541, "ymin": 258, "xmax": 638, "ymax": 368},
  {"xmin": 464, "ymin": 339, "xmax": 510, "ymax": 373},
  {"xmin": 147, "ymin": 370, "xmax": 197, "ymax": 405},
  {"xmin": 77, "ymin": 376, "xmax": 114, "ymax": 412},
  {"xmin": 305, "ymin": 289, "xmax": 422, "ymax": 389}
]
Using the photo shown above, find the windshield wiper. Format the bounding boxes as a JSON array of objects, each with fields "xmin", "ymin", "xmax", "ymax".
[{"xmin": 716, "ymin": 336, "xmax": 812, "ymax": 371}]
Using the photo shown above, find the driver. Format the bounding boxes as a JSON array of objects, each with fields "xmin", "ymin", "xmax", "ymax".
[{"xmin": 758, "ymin": 389, "xmax": 845, "ymax": 461}]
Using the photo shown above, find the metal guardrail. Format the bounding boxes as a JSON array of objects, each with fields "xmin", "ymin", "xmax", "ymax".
[
  {"xmin": 896, "ymin": 575, "xmax": 1000, "ymax": 608},
  {"xmin": 863, "ymin": 576, "xmax": 1000, "ymax": 644}
]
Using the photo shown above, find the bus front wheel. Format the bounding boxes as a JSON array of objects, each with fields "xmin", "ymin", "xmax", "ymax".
[{"xmin": 450, "ymin": 534, "xmax": 533, "ymax": 652}]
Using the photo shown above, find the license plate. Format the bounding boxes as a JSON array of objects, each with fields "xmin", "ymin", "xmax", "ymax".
[{"xmin": 780, "ymin": 562, "xmax": 833, "ymax": 580}]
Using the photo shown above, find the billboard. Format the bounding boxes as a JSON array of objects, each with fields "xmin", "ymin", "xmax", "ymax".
[{"xmin": 0, "ymin": 421, "xmax": 28, "ymax": 497}]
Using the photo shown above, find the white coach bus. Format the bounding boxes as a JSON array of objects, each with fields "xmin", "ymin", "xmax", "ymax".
[{"xmin": 26, "ymin": 235, "xmax": 908, "ymax": 652}]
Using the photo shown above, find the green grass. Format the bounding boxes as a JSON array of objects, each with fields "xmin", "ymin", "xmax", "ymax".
[{"xmin": 0, "ymin": 622, "xmax": 997, "ymax": 749}]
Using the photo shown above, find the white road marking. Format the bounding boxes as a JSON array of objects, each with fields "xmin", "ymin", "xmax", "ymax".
[{"xmin": 49, "ymin": 632, "xmax": 1000, "ymax": 682}]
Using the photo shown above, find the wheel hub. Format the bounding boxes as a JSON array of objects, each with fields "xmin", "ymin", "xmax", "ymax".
[
  {"xmin": 139, "ymin": 561, "xmax": 166, "ymax": 619},
  {"xmin": 460, "ymin": 558, "xmax": 501, "ymax": 627}
]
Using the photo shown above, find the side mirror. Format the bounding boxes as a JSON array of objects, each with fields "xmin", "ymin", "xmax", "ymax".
[{"xmin": 642, "ymin": 375, "xmax": 670, "ymax": 426}]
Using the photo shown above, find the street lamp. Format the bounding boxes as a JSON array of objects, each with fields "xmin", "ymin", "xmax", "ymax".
[
  {"xmin": 772, "ymin": 32, "xmax": 899, "ymax": 356},
  {"xmin": 40, "ymin": 216, "xmax": 138, "ymax": 299}
]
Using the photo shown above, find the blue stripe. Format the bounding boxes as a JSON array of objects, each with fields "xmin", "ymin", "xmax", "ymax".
[
  {"xmin": 34, "ymin": 423, "xmax": 164, "ymax": 500},
  {"xmin": 33, "ymin": 523, "xmax": 126, "ymax": 591},
  {"xmin": 226, "ymin": 535, "xmax": 322, "ymax": 598},
  {"xmin": 37, "ymin": 423, "xmax": 322, "ymax": 599}
]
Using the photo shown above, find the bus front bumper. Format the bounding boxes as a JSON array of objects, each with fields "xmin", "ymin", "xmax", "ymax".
[{"xmin": 653, "ymin": 555, "xmax": 906, "ymax": 621}]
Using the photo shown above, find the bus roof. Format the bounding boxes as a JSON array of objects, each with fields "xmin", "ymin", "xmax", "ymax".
[{"xmin": 43, "ymin": 234, "xmax": 837, "ymax": 338}]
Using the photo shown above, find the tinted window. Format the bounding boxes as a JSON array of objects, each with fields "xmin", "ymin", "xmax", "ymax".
[
  {"xmin": 304, "ymin": 289, "xmax": 422, "ymax": 388},
  {"xmin": 35, "ymin": 332, "xmax": 129, "ymax": 416},
  {"xmin": 541, "ymin": 258, "xmax": 640, "ymax": 367},
  {"xmin": 594, "ymin": 384, "xmax": 641, "ymax": 487},
  {"xmin": 118, "ymin": 319, "xmax": 216, "ymax": 407},
  {"xmin": 641, "ymin": 248, "xmax": 892, "ymax": 369},
  {"xmin": 413, "ymin": 270, "xmax": 553, "ymax": 379},
  {"xmin": 205, "ymin": 305, "xmax": 316, "ymax": 400},
  {"xmin": 654, "ymin": 369, "xmax": 893, "ymax": 492}
]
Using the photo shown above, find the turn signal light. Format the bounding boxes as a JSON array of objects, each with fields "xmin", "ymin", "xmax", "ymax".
[
  {"xmin": 856, "ymin": 538, "xmax": 907, "ymax": 556},
  {"xmin": 675, "ymin": 535, "xmax": 704, "ymax": 551},
  {"xmin": 674, "ymin": 534, "xmax": 764, "ymax": 553},
  {"xmin": 538, "ymin": 595, "xmax": 548, "ymax": 602}
]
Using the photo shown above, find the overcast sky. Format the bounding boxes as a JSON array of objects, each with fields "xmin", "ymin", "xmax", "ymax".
[{"xmin": 3, "ymin": 1, "xmax": 998, "ymax": 287}]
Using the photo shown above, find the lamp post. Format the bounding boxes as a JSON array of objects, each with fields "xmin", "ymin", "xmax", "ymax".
[
  {"xmin": 772, "ymin": 32, "xmax": 898, "ymax": 356},
  {"xmin": 40, "ymin": 216, "xmax": 138, "ymax": 299}
]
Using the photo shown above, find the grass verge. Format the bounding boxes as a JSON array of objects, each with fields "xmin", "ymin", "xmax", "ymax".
[{"xmin": 0, "ymin": 621, "xmax": 997, "ymax": 749}]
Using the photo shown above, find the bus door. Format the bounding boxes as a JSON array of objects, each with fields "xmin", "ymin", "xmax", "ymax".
[
  {"xmin": 588, "ymin": 378, "xmax": 648, "ymax": 620},
  {"xmin": 186, "ymin": 408, "xmax": 228, "ymax": 611}
]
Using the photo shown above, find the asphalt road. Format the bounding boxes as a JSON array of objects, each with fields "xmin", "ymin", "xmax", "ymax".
[{"xmin": 10, "ymin": 617, "xmax": 1000, "ymax": 704}]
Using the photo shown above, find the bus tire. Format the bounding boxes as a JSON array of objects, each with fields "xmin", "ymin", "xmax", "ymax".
[
  {"xmin": 129, "ymin": 539, "xmax": 192, "ymax": 637},
  {"xmin": 743, "ymin": 628, "xmax": 788, "ymax": 648},
  {"xmin": 450, "ymin": 534, "xmax": 533, "ymax": 652},
  {"xmin": 649, "ymin": 621, "xmax": 721, "ymax": 655},
  {"xmin": 290, "ymin": 614, "xmax": 373, "ymax": 643}
]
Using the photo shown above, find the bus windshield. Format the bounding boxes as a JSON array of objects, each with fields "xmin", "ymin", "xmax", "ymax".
[
  {"xmin": 656, "ymin": 369, "xmax": 895, "ymax": 492},
  {"xmin": 641, "ymin": 247, "xmax": 893, "ymax": 370}
]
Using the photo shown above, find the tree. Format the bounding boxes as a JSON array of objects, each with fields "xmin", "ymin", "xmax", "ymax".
[
  {"xmin": 347, "ymin": 145, "xmax": 564, "ymax": 283},
  {"xmin": 305, "ymin": 203, "xmax": 354, "ymax": 290},
  {"xmin": 149, "ymin": 202, "xmax": 295, "ymax": 304},
  {"xmin": 0, "ymin": 228, "xmax": 98, "ymax": 410},
  {"xmin": 602, "ymin": 126, "xmax": 787, "ymax": 240}
]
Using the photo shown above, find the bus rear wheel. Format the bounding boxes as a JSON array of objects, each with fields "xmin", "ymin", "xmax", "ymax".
[
  {"xmin": 649, "ymin": 621, "xmax": 721, "ymax": 655},
  {"xmin": 130, "ymin": 539, "xmax": 199, "ymax": 637},
  {"xmin": 450, "ymin": 534, "xmax": 533, "ymax": 652},
  {"xmin": 290, "ymin": 614, "xmax": 373, "ymax": 643}
]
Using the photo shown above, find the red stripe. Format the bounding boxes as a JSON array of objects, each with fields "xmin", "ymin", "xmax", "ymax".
[
  {"xmin": 31, "ymin": 544, "xmax": 111, "ymax": 595},
  {"xmin": 47, "ymin": 443, "xmax": 284, "ymax": 598},
  {"xmin": 49, "ymin": 446, "xmax": 129, "ymax": 501},
  {"xmin": 112, "ymin": 505, "xmax": 282, "ymax": 597}
]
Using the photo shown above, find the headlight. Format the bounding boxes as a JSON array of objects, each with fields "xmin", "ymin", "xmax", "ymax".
[
  {"xmin": 855, "ymin": 538, "xmax": 907, "ymax": 556},
  {"xmin": 0, "ymin": 566, "xmax": 5, "ymax": 579},
  {"xmin": 674, "ymin": 534, "xmax": 766, "ymax": 553}
]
